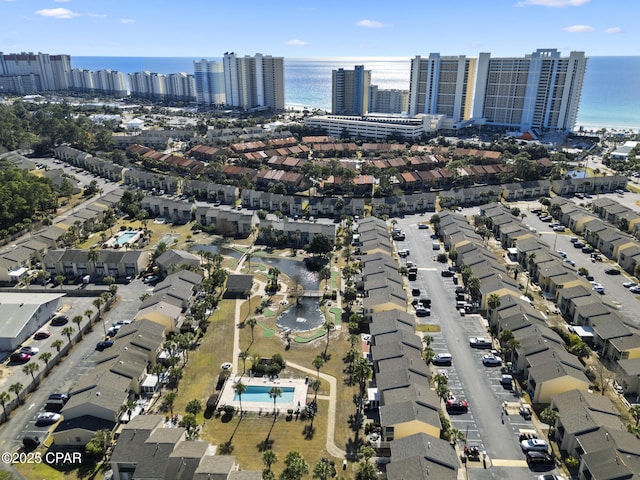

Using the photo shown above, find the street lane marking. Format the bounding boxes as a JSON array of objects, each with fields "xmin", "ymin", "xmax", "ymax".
[{"xmin": 490, "ymin": 459, "xmax": 528, "ymax": 467}]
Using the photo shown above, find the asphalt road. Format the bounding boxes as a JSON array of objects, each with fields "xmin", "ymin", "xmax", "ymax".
[{"xmin": 393, "ymin": 215, "xmax": 561, "ymax": 480}]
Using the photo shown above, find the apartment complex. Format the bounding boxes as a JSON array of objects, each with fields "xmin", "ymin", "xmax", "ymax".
[
  {"xmin": 332, "ymin": 66, "xmax": 371, "ymax": 116},
  {"xmin": 408, "ymin": 54, "xmax": 476, "ymax": 123},
  {"xmin": 472, "ymin": 49, "xmax": 587, "ymax": 132},
  {"xmin": 369, "ymin": 85, "xmax": 409, "ymax": 114},
  {"xmin": 193, "ymin": 59, "xmax": 226, "ymax": 107},
  {"xmin": 68, "ymin": 69, "xmax": 128, "ymax": 97},
  {"xmin": 222, "ymin": 52, "xmax": 285, "ymax": 111}
]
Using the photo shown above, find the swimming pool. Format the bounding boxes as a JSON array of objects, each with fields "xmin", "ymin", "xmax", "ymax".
[
  {"xmin": 234, "ymin": 385, "xmax": 295, "ymax": 403},
  {"xmin": 117, "ymin": 231, "xmax": 139, "ymax": 245}
]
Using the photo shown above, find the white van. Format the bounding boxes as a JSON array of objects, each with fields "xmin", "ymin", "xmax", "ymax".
[{"xmin": 432, "ymin": 242, "xmax": 441, "ymax": 250}]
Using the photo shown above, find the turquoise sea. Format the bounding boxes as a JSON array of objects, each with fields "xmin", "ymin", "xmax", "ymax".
[{"xmin": 73, "ymin": 56, "xmax": 640, "ymax": 132}]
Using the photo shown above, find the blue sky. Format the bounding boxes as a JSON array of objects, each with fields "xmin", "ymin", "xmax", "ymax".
[{"xmin": 1, "ymin": 0, "xmax": 637, "ymax": 57}]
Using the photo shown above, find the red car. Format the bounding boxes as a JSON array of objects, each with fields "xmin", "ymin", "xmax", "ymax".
[
  {"xmin": 10, "ymin": 352, "xmax": 30, "ymax": 363},
  {"xmin": 446, "ymin": 399, "xmax": 469, "ymax": 413},
  {"xmin": 34, "ymin": 330, "xmax": 51, "ymax": 340}
]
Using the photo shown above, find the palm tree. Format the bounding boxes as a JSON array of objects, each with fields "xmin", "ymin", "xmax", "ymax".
[
  {"xmin": 62, "ymin": 326, "xmax": 75, "ymax": 344},
  {"xmin": 268, "ymin": 387, "xmax": 282, "ymax": 415},
  {"xmin": 239, "ymin": 350, "xmax": 250, "ymax": 374},
  {"xmin": 88, "ymin": 247, "xmax": 99, "ymax": 271},
  {"xmin": 322, "ymin": 319, "xmax": 335, "ymax": 358},
  {"xmin": 262, "ymin": 449, "xmax": 278, "ymax": 472},
  {"xmin": 355, "ymin": 460, "xmax": 378, "ymax": 480},
  {"xmin": 247, "ymin": 318, "xmax": 257, "ymax": 342},
  {"xmin": 487, "ymin": 293, "xmax": 501, "ymax": 313},
  {"xmin": 8, "ymin": 383, "xmax": 23, "ymax": 403},
  {"xmin": 233, "ymin": 381, "xmax": 247, "ymax": 417},
  {"xmin": 309, "ymin": 379, "xmax": 321, "ymax": 405},
  {"xmin": 312, "ymin": 356, "xmax": 324, "ymax": 379},
  {"xmin": 84, "ymin": 309, "xmax": 94, "ymax": 326},
  {"xmin": 422, "ymin": 334, "xmax": 434, "ymax": 347},
  {"xmin": 93, "ymin": 297, "xmax": 104, "ymax": 318},
  {"xmin": 119, "ymin": 399, "xmax": 137, "ymax": 423},
  {"xmin": 51, "ymin": 339, "xmax": 64, "ymax": 354},
  {"xmin": 352, "ymin": 357, "xmax": 372, "ymax": 412},
  {"xmin": 436, "ymin": 383, "xmax": 451, "ymax": 404},
  {"xmin": 23, "ymin": 363, "xmax": 40, "ymax": 384},
  {"xmin": 39, "ymin": 352, "xmax": 52, "ymax": 375},
  {"xmin": 313, "ymin": 458, "xmax": 336, "ymax": 480},
  {"xmin": 0, "ymin": 391, "xmax": 10, "ymax": 421},
  {"xmin": 72, "ymin": 315, "xmax": 84, "ymax": 337},
  {"xmin": 55, "ymin": 274, "xmax": 65, "ymax": 290},
  {"xmin": 162, "ymin": 392, "xmax": 177, "ymax": 419}
]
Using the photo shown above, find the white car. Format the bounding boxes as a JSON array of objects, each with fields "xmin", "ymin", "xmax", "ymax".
[
  {"xmin": 482, "ymin": 354, "xmax": 502, "ymax": 366},
  {"xmin": 592, "ymin": 285, "xmax": 605, "ymax": 293},
  {"xmin": 19, "ymin": 346, "xmax": 39, "ymax": 356},
  {"xmin": 36, "ymin": 412, "xmax": 61, "ymax": 425},
  {"xmin": 630, "ymin": 286, "xmax": 640, "ymax": 294},
  {"xmin": 556, "ymin": 250, "xmax": 567, "ymax": 258},
  {"xmin": 623, "ymin": 282, "xmax": 638, "ymax": 288},
  {"xmin": 521, "ymin": 438, "xmax": 549, "ymax": 452}
]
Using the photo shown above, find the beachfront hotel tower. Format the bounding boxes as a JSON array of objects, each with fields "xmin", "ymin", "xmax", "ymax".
[
  {"xmin": 408, "ymin": 54, "xmax": 477, "ymax": 123},
  {"xmin": 332, "ymin": 66, "xmax": 371, "ymax": 116},
  {"xmin": 222, "ymin": 52, "xmax": 285, "ymax": 111},
  {"xmin": 472, "ymin": 49, "xmax": 587, "ymax": 132},
  {"xmin": 193, "ymin": 59, "xmax": 226, "ymax": 107}
]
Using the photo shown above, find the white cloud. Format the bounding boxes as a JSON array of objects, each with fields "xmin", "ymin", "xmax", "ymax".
[
  {"xmin": 517, "ymin": 0, "xmax": 589, "ymax": 6},
  {"xmin": 563, "ymin": 24, "xmax": 595, "ymax": 32},
  {"xmin": 605, "ymin": 27, "xmax": 622, "ymax": 34},
  {"xmin": 35, "ymin": 8, "xmax": 79, "ymax": 19},
  {"xmin": 88, "ymin": 13, "xmax": 107, "ymax": 18},
  {"xmin": 54, "ymin": 0, "xmax": 71, "ymax": 2},
  {"xmin": 357, "ymin": 19, "xmax": 385, "ymax": 28},
  {"xmin": 287, "ymin": 39, "xmax": 310, "ymax": 47},
  {"xmin": 120, "ymin": 18, "xmax": 135, "ymax": 24}
]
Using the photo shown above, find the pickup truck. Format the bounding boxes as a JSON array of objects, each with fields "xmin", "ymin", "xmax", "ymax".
[{"xmin": 469, "ymin": 337, "xmax": 492, "ymax": 349}]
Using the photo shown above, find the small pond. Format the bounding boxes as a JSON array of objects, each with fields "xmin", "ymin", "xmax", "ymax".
[
  {"xmin": 191, "ymin": 244, "xmax": 243, "ymax": 259},
  {"xmin": 275, "ymin": 297, "xmax": 324, "ymax": 332},
  {"xmin": 258, "ymin": 256, "xmax": 319, "ymax": 289}
]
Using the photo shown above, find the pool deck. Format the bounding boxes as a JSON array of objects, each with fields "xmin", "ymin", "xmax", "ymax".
[{"xmin": 217, "ymin": 376, "xmax": 309, "ymax": 413}]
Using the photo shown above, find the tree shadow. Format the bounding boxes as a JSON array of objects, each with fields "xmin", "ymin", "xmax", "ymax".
[
  {"xmin": 257, "ymin": 438, "xmax": 274, "ymax": 452},
  {"xmin": 302, "ymin": 423, "xmax": 315, "ymax": 440},
  {"xmin": 218, "ymin": 440, "xmax": 234, "ymax": 454},
  {"xmin": 345, "ymin": 436, "xmax": 365, "ymax": 457}
]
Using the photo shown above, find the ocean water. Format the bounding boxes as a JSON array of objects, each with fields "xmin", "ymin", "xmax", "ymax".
[{"xmin": 73, "ymin": 55, "xmax": 640, "ymax": 131}]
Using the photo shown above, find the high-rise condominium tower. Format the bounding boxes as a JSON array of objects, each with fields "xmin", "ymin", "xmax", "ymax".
[
  {"xmin": 473, "ymin": 49, "xmax": 587, "ymax": 132},
  {"xmin": 408, "ymin": 54, "xmax": 476, "ymax": 122},
  {"xmin": 194, "ymin": 59, "xmax": 226, "ymax": 107},
  {"xmin": 0, "ymin": 52, "xmax": 71, "ymax": 92},
  {"xmin": 222, "ymin": 53, "xmax": 284, "ymax": 111},
  {"xmin": 332, "ymin": 66, "xmax": 371, "ymax": 116}
]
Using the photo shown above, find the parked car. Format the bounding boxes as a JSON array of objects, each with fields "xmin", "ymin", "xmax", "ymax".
[
  {"xmin": 415, "ymin": 307, "xmax": 430, "ymax": 317},
  {"xmin": 556, "ymin": 250, "xmax": 567, "ymax": 258},
  {"xmin": 500, "ymin": 374, "xmax": 513, "ymax": 388},
  {"xmin": 35, "ymin": 412, "xmax": 61, "ymax": 426},
  {"xmin": 34, "ymin": 330, "xmax": 51, "ymax": 340},
  {"xmin": 605, "ymin": 268, "xmax": 621, "ymax": 275},
  {"xmin": 143, "ymin": 275, "xmax": 160, "ymax": 284},
  {"xmin": 441, "ymin": 270, "xmax": 455, "ymax": 277},
  {"xmin": 630, "ymin": 286, "xmax": 640, "ymax": 294},
  {"xmin": 22, "ymin": 436, "xmax": 40, "ymax": 451},
  {"xmin": 570, "ymin": 237, "xmax": 579, "ymax": 243},
  {"xmin": 418, "ymin": 223, "xmax": 428, "ymax": 229},
  {"xmin": 19, "ymin": 346, "xmax": 39, "ymax": 356},
  {"xmin": 582, "ymin": 246, "xmax": 594, "ymax": 254},
  {"xmin": 446, "ymin": 399, "xmax": 469, "ymax": 414},
  {"xmin": 411, "ymin": 288, "xmax": 420, "ymax": 296},
  {"xmin": 553, "ymin": 226, "xmax": 566, "ymax": 232},
  {"xmin": 563, "ymin": 258, "xmax": 576, "ymax": 266},
  {"xmin": 96, "ymin": 340, "xmax": 114, "ymax": 351},
  {"xmin": 469, "ymin": 337, "xmax": 492, "ymax": 349},
  {"xmin": 526, "ymin": 451, "xmax": 555, "ymax": 466},
  {"xmin": 592, "ymin": 284, "xmax": 605, "ymax": 293},
  {"xmin": 521, "ymin": 439, "xmax": 549, "ymax": 452},
  {"xmin": 623, "ymin": 281, "xmax": 638, "ymax": 288},
  {"xmin": 48, "ymin": 393, "xmax": 69, "ymax": 404},
  {"xmin": 573, "ymin": 241, "xmax": 585, "ymax": 248},
  {"xmin": 9, "ymin": 352, "xmax": 30, "ymax": 363},
  {"xmin": 50, "ymin": 315, "xmax": 69, "ymax": 326},
  {"xmin": 536, "ymin": 475, "xmax": 565, "ymax": 480},
  {"xmin": 482, "ymin": 354, "xmax": 502, "ymax": 366},
  {"xmin": 433, "ymin": 353, "xmax": 452, "ymax": 366}
]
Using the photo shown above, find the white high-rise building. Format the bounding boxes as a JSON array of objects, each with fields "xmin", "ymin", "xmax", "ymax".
[
  {"xmin": 408, "ymin": 54, "xmax": 476, "ymax": 123},
  {"xmin": 223, "ymin": 52, "xmax": 284, "ymax": 111},
  {"xmin": 194, "ymin": 59, "xmax": 225, "ymax": 107},
  {"xmin": 369, "ymin": 85, "xmax": 409, "ymax": 114},
  {"xmin": 166, "ymin": 72, "xmax": 196, "ymax": 101},
  {"xmin": 472, "ymin": 49, "xmax": 587, "ymax": 132},
  {"xmin": 94, "ymin": 70, "xmax": 128, "ymax": 97},
  {"xmin": 0, "ymin": 52, "xmax": 71, "ymax": 91}
]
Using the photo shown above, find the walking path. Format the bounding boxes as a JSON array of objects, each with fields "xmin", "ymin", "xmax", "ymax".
[
  {"xmin": 230, "ymin": 248, "xmax": 346, "ymax": 459},
  {"xmin": 287, "ymin": 361, "xmax": 346, "ymax": 459}
]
